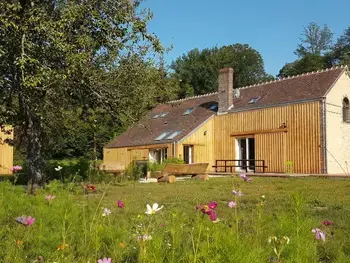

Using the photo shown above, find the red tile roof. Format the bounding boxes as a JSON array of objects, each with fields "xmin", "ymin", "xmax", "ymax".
[{"xmin": 105, "ymin": 67, "xmax": 345, "ymax": 148}]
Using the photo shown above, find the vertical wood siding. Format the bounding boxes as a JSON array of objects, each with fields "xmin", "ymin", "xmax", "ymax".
[
  {"xmin": 178, "ymin": 117, "xmax": 215, "ymax": 170},
  {"xmin": 213, "ymin": 101, "xmax": 321, "ymax": 174},
  {"xmin": 0, "ymin": 127, "xmax": 14, "ymax": 175}
]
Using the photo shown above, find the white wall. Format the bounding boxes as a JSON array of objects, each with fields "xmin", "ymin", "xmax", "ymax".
[{"xmin": 326, "ymin": 70, "xmax": 350, "ymax": 174}]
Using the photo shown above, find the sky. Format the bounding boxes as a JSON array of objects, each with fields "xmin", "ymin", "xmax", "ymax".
[{"xmin": 142, "ymin": 0, "xmax": 350, "ymax": 76}]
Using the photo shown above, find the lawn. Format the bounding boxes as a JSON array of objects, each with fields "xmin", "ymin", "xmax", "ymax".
[{"xmin": 1, "ymin": 176, "xmax": 350, "ymax": 262}]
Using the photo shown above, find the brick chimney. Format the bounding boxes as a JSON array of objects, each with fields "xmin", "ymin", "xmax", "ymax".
[{"xmin": 218, "ymin": 68, "xmax": 233, "ymax": 114}]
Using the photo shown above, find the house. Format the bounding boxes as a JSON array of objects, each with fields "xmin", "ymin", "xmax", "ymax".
[
  {"xmin": 0, "ymin": 126, "xmax": 14, "ymax": 175},
  {"xmin": 103, "ymin": 66, "xmax": 350, "ymax": 174}
]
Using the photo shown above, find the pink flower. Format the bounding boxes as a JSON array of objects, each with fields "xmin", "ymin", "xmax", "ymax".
[
  {"xmin": 208, "ymin": 201, "xmax": 217, "ymax": 210},
  {"xmin": 322, "ymin": 220, "xmax": 334, "ymax": 226},
  {"xmin": 312, "ymin": 228, "xmax": 326, "ymax": 242},
  {"xmin": 98, "ymin": 257, "xmax": 112, "ymax": 263},
  {"xmin": 232, "ymin": 190, "xmax": 243, "ymax": 196},
  {"xmin": 239, "ymin": 173, "xmax": 252, "ymax": 182},
  {"xmin": 45, "ymin": 195, "xmax": 56, "ymax": 201},
  {"xmin": 228, "ymin": 201, "xmax": 236, "ymax": 208},
  {"xmin": 196, "ymin": 201, "xmax": 219, "ymax": 223},
  {"xmin": 117, "ymin": 200, "xmax": 124, "ymax": 208},
  {"xmin": 10, "ymin": 165, "xmax": 23, "ymax": 172},
  {"xmin": 15, "ymin": 216, "xmax": 35, "ymax": 226}
]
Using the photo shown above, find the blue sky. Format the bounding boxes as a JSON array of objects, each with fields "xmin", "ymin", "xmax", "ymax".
[{"xmin": 143, "ymin": 0, "xmax": 350, "ymax": 76}]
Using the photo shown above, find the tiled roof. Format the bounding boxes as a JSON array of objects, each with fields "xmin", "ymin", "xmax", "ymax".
[
  {"xmin": 104, "ymin": 94, "xmax": 218, "ymax": 148},
  {"xmin": 105, "ymin": 67, "xmax": 345, "ymax": 148}
]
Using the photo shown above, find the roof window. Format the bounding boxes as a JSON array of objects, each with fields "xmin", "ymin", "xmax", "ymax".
[
  {"xmin": 183, "ymin": 108, "xmax": 194, "ymax": 115},
  {"xmin": 248, "ymin": 96, "xmax": 261, "ymax": 104},
  {"xmin": 154, "ymin": 131, "xmax": 171, "ymax": 141},
  {"xmin": 166, "ymin": 131, "xmax": 182, "ymax": 140}
]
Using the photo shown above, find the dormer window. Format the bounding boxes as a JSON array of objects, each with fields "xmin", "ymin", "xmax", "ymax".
[
  {"xmin": 183, "ymin": 108, "xmax": 194, "ymax": 115},
  {"xmin": 343, "ymin": 97, "xmax": 350, "ymax": 123},
  {"xmin": 248, "ymin": 96, "xmax": 261, "ymax": 104}
]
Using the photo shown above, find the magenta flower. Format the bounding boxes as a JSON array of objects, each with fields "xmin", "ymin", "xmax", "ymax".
[
  {"xmin": 232, "ymin": 190, "xmax": 243, "ymax": 196},
  {"xmin": 10, "ymin": 165, "xmax": 23, "ymax": 172},
  {"xmin": 239, "ymin": 173, "xmax": 252, "ymax": 182},
  {"xmin": 45, "ymin": 195, "xmax": 56, "ymax": 201},
  {"xmin": 15, "ymin": 216, "xmax": 35, "ymax": 226},
  {"xmin": 312, "ymin": 228, "xmax": 326, "ymax": 242},
  {"xmin": 98, "ymin": 257, "xmax": 112, "ymax": 263},
  {"xmin": 208, "ymin": 201, "xmax": 217, "ymax": 210},
  {"xmin": 228, "ymin": 201, "xmax": 236, "ymax": 208},
  {"xmin": 117, "ymin": 200, "xmax": 124, "ymax": 208},
  {"xmin": 322, "ymin": 220, "xmax": 334, "ymax": 226},
  {"xmin": 196, "ymin": 202, "xmax": 219, "ymax": 223}
]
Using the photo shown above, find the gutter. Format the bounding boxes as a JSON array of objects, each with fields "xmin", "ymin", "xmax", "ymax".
[{"xmin": 321, "ymin": 97, "xmax": 327, "ymax": 174}]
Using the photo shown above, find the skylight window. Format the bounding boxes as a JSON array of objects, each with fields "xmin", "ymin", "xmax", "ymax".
[
  {"xmin": 152, "ymin": 114, "xmax": 160, "ymax": 119},
  {"xmin": 209, "ymin": 104, "xmax": 218, "ymax": 111},
  {"xmin": 160, "ymin": 112, "xmax": 169, "ymax": 117},
  {"xmin": 166, "ymin": 131, "xmax": 182, "ymax": 140},
  {"xmin": 183, "ymin": 108, "xmax": 194, "ymax": 115},
  {"xmin": 154, "ymin": 131, "xmax": 171, "ymax": 141},
  {"xmin": 248, "ymin": 96, "xmax": 261, "ymax": 104}
]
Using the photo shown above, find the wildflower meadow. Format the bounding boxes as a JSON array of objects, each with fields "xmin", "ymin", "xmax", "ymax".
[{"xmin": 0, "ymin": 175, "xmax": 350, "ymax": 262}]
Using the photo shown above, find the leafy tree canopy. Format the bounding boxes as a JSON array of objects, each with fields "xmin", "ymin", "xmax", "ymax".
[
  {"xmin": 0, "ymin": 0, "xmax": 174, "ymax": 190},
  {"xmin": 171, "ymin": 44, "xmax": 274, "ymax": 96}
]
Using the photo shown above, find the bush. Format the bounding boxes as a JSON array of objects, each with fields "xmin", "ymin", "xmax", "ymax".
[{"xmin": 147, "ymin": 157, "xmax": 184, "ymax": 172}]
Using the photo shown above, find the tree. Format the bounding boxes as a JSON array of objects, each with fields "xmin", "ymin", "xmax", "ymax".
[
  {"xmin": 295, "ymin": 22, "xmax": 334, "ymax": 57},
  {"xmin": 278, "ymin": 22, "xmax": 334, "ymax": 78},
  {"xmin": 278, "ymin": 54, "xmax": 333, "ymax": 78},
  {"xmin": 333, "ymin": 27, "xmax": 350, "ymax": 67},
  {"xmin": 0, "ymin": 0, "xmax": 164, "ymax": 191},
  {"xmin": 171, "ymin": 44, "xmax": 274, "ymax": 96}
]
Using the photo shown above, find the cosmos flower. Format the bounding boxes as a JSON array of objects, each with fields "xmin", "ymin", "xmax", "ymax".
[
  {"xmin": 117, "ymin": 200, "xmax": 124, "ymax": 208},
  {"xmin": 15, "ymin": 216, "xmax": 35, "ymax": 226},
  {"xmin": 54, "ymin": 166, "xmax": 63, "ymax": 171},
  {"xmin": 228, "ymin": 201, "xmax": 236, "ymax": 208},
  {"xmin": 312, "ymin": 228, "xmax": 326, "ymax": 242},
  {"xmin": 145, "ymin": 203, "xmax": 163, "ymax": 215},
  {"xmin": 10, "ymin": 165, "xmax": 22, "ymax": 172},
  {"xmin": 239, "ymin": 173, "xmax": 252, "ymax": 182},
  {"xmin": 231, "ymin": 190, "xmax": 243, "ymax": 196},
  {"xmin": 45, "ymin": 195, "xmax": 56, "ymax": 201},
  {"xmin": 97, "ymin": 257, "xmax": 112, "ymax": 263},
  {"xmin": 102, "ymin": 208, "xmax": 111, "ymax": 217}
]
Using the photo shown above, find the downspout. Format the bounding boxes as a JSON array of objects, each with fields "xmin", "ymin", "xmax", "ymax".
[
  {"xmin": 172, "ymin": 141, "xmax": 176, "ymax": 158},
  {"xmin": 321, "ymin": 98, "xmax": 327, "ymax": 174}
]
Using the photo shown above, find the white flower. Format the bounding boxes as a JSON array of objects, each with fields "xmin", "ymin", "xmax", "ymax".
[
  {"xmin": 138, "ymin": 234, "xmax": 152, "ymax": 241},
  {"xmin": 55, "ymin": 166, "xmax": 63, "ymax": 171},
  {"xmin": 102, "ymin": 208, "xmax": 111, "ymax": 217},
  {"xmin": 145, "ymin": 203, "xmax": 163, "ymax": 215}
]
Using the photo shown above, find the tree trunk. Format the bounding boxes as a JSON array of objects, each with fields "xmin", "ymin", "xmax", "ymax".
[{"xmin": 26, "ymin": 111, "xmax": 44, "ymax": 194}]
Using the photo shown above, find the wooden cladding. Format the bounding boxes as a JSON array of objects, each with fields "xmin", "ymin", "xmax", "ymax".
[
  {"xmin": 0, "ymin": 127, "xmax": 14, "ymax": 175},
  {"xmin": 214, "ymin": 102, "xmax": 321, "ymax": 174}
]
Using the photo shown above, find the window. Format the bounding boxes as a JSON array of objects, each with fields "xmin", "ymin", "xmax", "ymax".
[
  {"xmin": 183, "ymin": 145, "xmax": 194, "ymax": 164},
  {"xmin": 248, "ymin": 96, "xmax": 261, "ymax": 104},
  {"xmin": 209, "ymin": 104, "xmax": 218, "ymax": 111},
  {"xmin": 343, "ymin": 97, "xmax": 350, "ymax": 123},
  {"xmin": 166, "ymin": 131, "xmax": 182, "ymax": 140},
  {"xmin": 154, "ymin": 131, "xmax": 171, "ymax": 141},
  {"xmin": 183, "ymin": 108, "xmax": 194, "ymax": 115},
  {"xmin": 152, "ymin": 114, "xmax": 160, "ymax": 119},
  {"xmin": 160, "ymin": 112, "xmax": 169, "ymax": 117}
]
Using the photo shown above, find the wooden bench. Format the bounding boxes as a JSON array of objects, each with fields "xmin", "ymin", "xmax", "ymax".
[
  {"xmin": 100, "ymin": 163, "xmax": 125, "ymax": 173},
  {"xmin": 157, "ymin": 163, "xmax": 209, "ymax": 183}
]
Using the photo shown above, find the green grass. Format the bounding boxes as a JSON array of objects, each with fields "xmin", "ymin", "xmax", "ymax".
[{"xmin": 0, "ymin": 176, "xmax": 350, "ymax": 262}]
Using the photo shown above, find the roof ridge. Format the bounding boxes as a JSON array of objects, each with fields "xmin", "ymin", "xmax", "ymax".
[
  {"xmin": 165, "ymin": 66, "xmax": 346, "ymax": 104},
  {"xmin": 167, "ymin": 92, "xmax": 218, "ymax": 104},
  {"xmin": 238, "ymin": 65, "xmax": 346, "ymax": 90}
]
